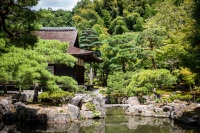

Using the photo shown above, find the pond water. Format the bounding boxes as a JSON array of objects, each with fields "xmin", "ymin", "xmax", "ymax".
[{"xmin": 1, "ymin": 107, "xmax": 199, "ymax": 133}]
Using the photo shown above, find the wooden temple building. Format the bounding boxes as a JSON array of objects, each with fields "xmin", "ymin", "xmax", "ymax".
[{"xmin": 35, "ymin": 27, "xmax": 102, "ymax": 85}]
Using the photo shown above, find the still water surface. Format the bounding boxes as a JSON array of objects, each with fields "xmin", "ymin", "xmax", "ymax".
[
  {"xmin": 1, "ymin": 107, "xmax": 199, "ymax": 133},
  {"xmin": 2, "ymin": 115, "xmax": 198, "ymax": 133}
]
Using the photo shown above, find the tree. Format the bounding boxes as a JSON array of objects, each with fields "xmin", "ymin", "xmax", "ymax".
[
  {"xmin": 105, "ymin": 33, "xmax": 139, "ymax": 73},
  {"xmin": 136, "ymin": 28, "xmax": 166, "ymax": 69},
  {"xmin": 107, "ymin": 71, "xmax": 134, "ymax": 96},
  {"xmin": 37, "ymin": 9, "xmax": 73, "ymax": 27},
  {"xmin": 102, "ymin": 9, "xmax": 112, "ymax": 28},
  {"xmin": 98, "ymin": 33, "xmax": 139, "ymax": 86},
  {"xmin": 126, "ymin": 69, "xmax": 177, "ymax": 96},
  {"xmin": 80, "ymin": 28, "xmax": 102, "ymax": 50},
  {"xmin": 173, "ymin": 67, "xmax": 197, "ymax": 90},
  {"xmin": 92, "ymin": 24, "xmax": 110, "ymax": 41},
  {"xmin": 0, "ymin": 0, "xmax": 39, "ymax": 48},
  {"xmin": 109, "ymin": 17, "xmax": 129, "ymax": 35},
  {"xmin": 0, "ymin": 39, "xmax": 77, "ymax": 100},
  {"xmin": 73, "ymin": 8, "xmax": 104, "ymax": 32}
]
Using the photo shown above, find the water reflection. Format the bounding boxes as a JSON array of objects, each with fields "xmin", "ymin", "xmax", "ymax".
[{"xmin": 0, "ymin": 116, "xmax": 198, "ymax": 133}]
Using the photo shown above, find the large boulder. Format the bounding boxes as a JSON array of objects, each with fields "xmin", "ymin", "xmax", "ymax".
[
  {"xmin": 68, "ymin": 104, "xmax": 80, "ymax": 121},
  {"xmin": 125, "ymin": 104, "xmax": 171, "ymax": 118},
  {"xmin": 127, "ymin": 97, "xmax": 140, "ymax": 105},
  {"xmin": 80, "ymin": 111, "xmax": 93, "ymax": 119},
  {"xmin": 71, "ymin": 93, "xmax": 106, "ymax": 119},
  {"xmin": 70, "ymin": 95, "xmax": 83, "ymax": 107},
  {"xmin": 0, "ymin": 97, "xmax": 14, "ymax": 121},
  {"xmin": 15, "ymin": 103, "xmax": 73, "ymax": 124}
]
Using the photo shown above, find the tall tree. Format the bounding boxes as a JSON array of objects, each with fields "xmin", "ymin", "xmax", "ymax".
[
  {"xmin": 37, "ymin": 9, "xmax": 73, "ymax": 27},
  {"xmin": 109, "ymin": 17, "xmax": 129, "ymax": 34},
  {"xmin": 136, "ymin": 28, "xmax": 166, "ymax": 69},
  {"xmin": 0, "ymin": 0, "xmax": 39, "ymax": 48},
  {"xmin": 80, "ymin": 28, "xmax": 102, "ymax": 50}
]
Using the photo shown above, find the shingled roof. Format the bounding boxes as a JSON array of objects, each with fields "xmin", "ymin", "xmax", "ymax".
[{"xmin": 35, "ymin": 27, "xmax": 102, "ymax": 62}]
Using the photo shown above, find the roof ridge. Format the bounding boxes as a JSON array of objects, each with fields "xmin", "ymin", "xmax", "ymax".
[{"xmin": 40, "ymin": 27, "xmax": 76, "ymax": 31}]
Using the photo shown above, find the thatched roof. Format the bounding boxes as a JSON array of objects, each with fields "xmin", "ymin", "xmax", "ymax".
[{"xmin": 35, "ymin": 27, "xmax": 102, "ymax": 62}]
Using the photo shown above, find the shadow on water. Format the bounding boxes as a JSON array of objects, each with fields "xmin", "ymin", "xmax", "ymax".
[{"xmin": 0, "ymin": 106, "xmax": 199, "ymax": 133}]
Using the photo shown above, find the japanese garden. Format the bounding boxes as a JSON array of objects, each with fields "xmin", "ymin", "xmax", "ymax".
[{"xmin": 0, "ymin": 0, "xmax": 200, "ymax": 132}]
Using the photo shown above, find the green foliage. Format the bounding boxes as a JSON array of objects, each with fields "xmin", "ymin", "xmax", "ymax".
[
  {"xmin": 109, "ymin": 17, "xmax": 129, "ymax": 35},
  {"xmin": 0, "ymin": 39, "xmax": 77, "ymax": 92},
  {"xmin": 126, "ymin": 69, "xmax": 177, "ymax": 96},
  {"xmin": 102, "ymin": 9, "xmax": 112, "ymax": 28},
  {"xmin": 80, "ymin": 28, "xmax": 102, "ymax": 50},
  {"xmin": 173, "ymin": 67, "xmax": 197, "ymax": 89},
  {"xmin": 85, "ymin": 102, "xmax": 101, "ymax": 118},
  {"xmin": 72, "ymin": 7, "xmax": 103, "ymax": 31},
  {"xmin": 161, "ymin": 97, "xmax": 172, "ymax": 103},
  {"xmin": 196, "ymin": 98, "xmax": 200, "ymax": 103},
  {"xmin": 38, "ymin": 90, "xmax": 74, "ymax": 106},
  {"xmin": 85, "ymin": 102, "xmax": 95, "ymax": 110},
  {"xmin": 107, "ymin": 71, "xmax": 134, "ymax": 96},
  {"xmin": 136, "ymin": 28, "xmax": 167, "ymax": 69},
  {"xmin": 0, "ymin": 0, "xmax": 39, "ymax": 47},
  {"xmin": 102, "ymin": 33, "xmax": 139, "ymax": 73},
  {"xmin": 170, "ymin": 94, "xmax": 193, "ymax": 102},
  {"xmin": 37, "ymin": 9, "xmax": 72, "ymax": 27},
  {"xmin": 55, "ymin": 76, "xmax": 78, "ymax": 92},
  {"xmin": 92, "ymin": 110, "xmax": 101, "ymax": 118}
]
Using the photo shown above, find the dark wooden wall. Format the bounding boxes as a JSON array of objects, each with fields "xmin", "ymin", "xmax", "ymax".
[{"xmin": 53, "ymin": 64, "xmax": 84, "ymax": 85}]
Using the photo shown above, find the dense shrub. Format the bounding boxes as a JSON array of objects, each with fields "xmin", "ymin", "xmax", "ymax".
[
  {"xmin": 39, "ymin": 90, "xmax": 74, "ymax": 106},
  {"xmin": 107, "ymin": 71, "xmax": 134, "ymax": 96},
  {"xmin": 161, "ymin": 97, "xmax": 172, "ymax": 103},
  {"xmin": 170, "ymin": 94, "xmax": 192, "ymax": 102},
  {"xmin": 126, "ymin": 69, "xmax": 177, "ymax": 96},
  {"xmin": 196, "ymin": 98, "xmax": 200, "ymax": 103}
]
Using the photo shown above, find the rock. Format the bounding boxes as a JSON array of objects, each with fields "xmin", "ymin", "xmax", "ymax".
[
  {"xmin": 2, "ymin": 112, "xmax": 16, "ymax": 123},
  {"xmin": 0, "ymin": 97, "xmax": 13, "ymax": 120},
  {"xmin": 72, "ymin": 93, "xmax": 106, "ymax": 118},
  {"xmin": 179, "ymin": 104, "xmax": 186, "ymax": 109},
  {"xmin": 19, "ymin": 94, "xmax": 27, "ymax": 102},
  {"xmin": 169, "ymin": 111, "xmax": 175, "ymax": 119},
  {"xmin": 93, "ymin": 94, "xmax": 105, "ymax": 118},
  {"xmin": 70, "ymin": 95, "xmax": 83, "ymax": 107},
  {"xmin": 125, "ymin": 104, "xmax": 170, "ymax": 118},
  {"xmin": 0, "ymin": 124, "xmax": 17, "ymax": 133},
  {"xmin": 82, "ymin": 94, "xmax": 93, "ymax": 103},
  {"xmin": 183, "ymin": 117, "xmax": 197, "ymax": 124},
  {"xmin": 47, "ymin": 113, "xmax": 71, "ymax": 124},
  {"xmin": 81, "ymin": 111, "xmax": 93, "ymax": 119},
  {"xmin": 68, "ymin": 104, "xmax": 80, "ymax": 121},
  {"xmin": 127, "ymin": 97, "xmax": 140, "ymax": 105},
  {"xmin": 81, "ymin": 103, "xmax": 91, "ymax": 111},
  {"xmin": 191, "ymin": 115, "xmax": 200, "ymax": 120},
  {"xmin": 105, "ymin": 96, "xmax": 111, "ymax": 104},
  {"xmin": 162, "ymin": 106, "xmax": 173, "ymax": 112}
]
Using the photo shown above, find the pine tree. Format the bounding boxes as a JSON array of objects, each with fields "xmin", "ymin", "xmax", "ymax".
[{"xmin": 80, "ymin": 28, "xmax": 102, "ymax": 50}]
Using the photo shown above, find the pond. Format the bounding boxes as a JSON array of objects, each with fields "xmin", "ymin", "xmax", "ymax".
[{"xmin": 1, "ymin": 107, "xmax": 199, "ymax": 133}]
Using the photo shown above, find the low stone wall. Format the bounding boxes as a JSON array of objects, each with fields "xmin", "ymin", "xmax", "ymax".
[
  {"xmin": 0, "ymin": 92, "xmax": 106, "ymax": 124},
  {"xmin": 124, "ymin": 96, "xmax": 200, "ymax": 125}
]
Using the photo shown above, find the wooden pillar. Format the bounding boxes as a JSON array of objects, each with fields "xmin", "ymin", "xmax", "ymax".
[{"xmin": 90, "ymin": 62, "xmax": 93, "ymax": 85}]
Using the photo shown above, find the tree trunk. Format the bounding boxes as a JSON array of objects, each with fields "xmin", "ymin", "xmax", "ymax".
[
  {"xmin": 122, "ymin": 59, "xmax": 126, "ymax": 73},
  {"xmin": 90, "ymin": 62, "xmax": 93, "ymax": 85},
  {"xmin": 105, "ymin": 70, "xmax": 109, "ymax": 86},
  {"xmin": 3, "ymin": 83, "xmax": 7, "ymax": 94},
  {"xmin": 150, "ymin": 41, "xmax": 157, "ymax": 69},
  {"xmin": 152, "ymin": 57, "xmax": 157, "ymax": 69},
  {"xmin": 33, "ymin": 83, "xmax": 39, "ymax": 102}
]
